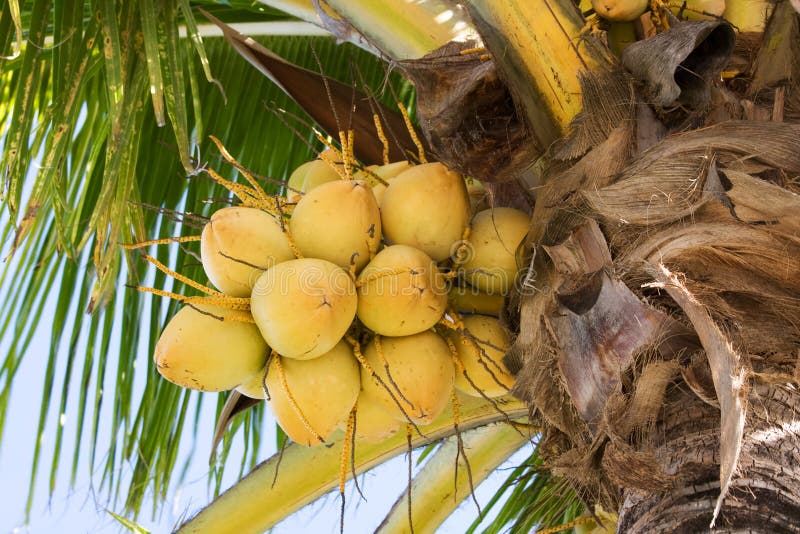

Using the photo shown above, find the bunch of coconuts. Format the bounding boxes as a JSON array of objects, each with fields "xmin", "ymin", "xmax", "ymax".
[{"xmin": 153, "ymin": 151, "xmax": 529, "ymax": 447}]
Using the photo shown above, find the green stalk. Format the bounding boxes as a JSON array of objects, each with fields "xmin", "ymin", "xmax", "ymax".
[
  {"xmin": 464, "ymin": 0, "xmax": 605, "ymax": 149},
  {"xmin": 259, "ymin": 0, "xmax": 473, "ymax": 60},
  {"xmin": 257, "ymin": 0, "xmax": 328, "ymax": 24},
  {"xmin": 177, "ymin": 396, "xmax": 527, "ymax": 534},
  {"xmin": 323, "ymin": 0, "xmax": 473, "ymax": 59},
  {"xmin": 376, "ymin": 423, "xmax": 529, "ymax": 533}
]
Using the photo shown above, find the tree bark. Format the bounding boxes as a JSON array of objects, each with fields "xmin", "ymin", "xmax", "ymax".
[{"xmin": 617, "ymin": 380, "xmax": 800, "ymax": 533}]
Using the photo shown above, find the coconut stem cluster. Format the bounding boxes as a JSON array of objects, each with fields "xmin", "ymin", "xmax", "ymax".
[{"xmin": 139, "ymin": 138, "xmax": 530, "ymax": 452}]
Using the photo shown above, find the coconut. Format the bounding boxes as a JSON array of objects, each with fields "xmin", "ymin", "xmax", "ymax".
[
  {"xmin": 356, "ymin": 244, "xmax": 448, "ymax": 336},
  {"xmin": 349, "ymin": 390, "xmax": 402, "ymax": 443},
  {"xmin": 380, "ymin": 162, "xmax": 471, "ymax": 261},
  {"xmin": 251, "ymin": 258, "xmax": 357, "ymax": 359},
  {"xmin": 447, "ymin": 314, "xmax": 514, "ymax": 397},
  {"xmin": 358, "ymin": 161, "xmax": 411, "ymax": 206},
  {"xmin": 449, "ymin": 286, "xmax": 505, "ymax": 317},
  {"xmin": 200, "ymin": 206, "xmax": 295, "ymax": 297},
  {"xmin": 666, "ymin": 0, "xmax": 725, "ymax": 20},
  {"xmin": 154, "ymin": 304, "xmax": 268, "ymax": 391},
  {"xmin": 286, "ymin": 159, "xmax": 341, "ymax": 198},
  {"xmin": 360, "ymin": 331, "xmax": 454, "ymax": 424},
  {"xmin": 591, "ymin": 0, "xmax": 649, "ymax": 21},
  {"xmin": 265, "ymin": 341, "xmax": 360, "ymax": 446},
  {"xmin": 236, "ymin": 365, "xmax": 267, "ymax": 399},
  {"xmin": 290, "ymin": 179, "xmax": 381, "ymax": 272},
  {"xmin": 463, "ymin": 207, "xmax": 529, "ymax": 295},
  {"xmin": 465, "ymin": 177, "xmax": 489, "ymax": 213}
]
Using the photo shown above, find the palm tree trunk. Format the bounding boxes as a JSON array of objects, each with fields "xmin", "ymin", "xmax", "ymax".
[
  {"xmin": 618, "ymin": 381, "xmax": 800, "ymax": 532},
  {"xmin": 488, "ymin": 1, "xmax": 800, "ymax": 532}
]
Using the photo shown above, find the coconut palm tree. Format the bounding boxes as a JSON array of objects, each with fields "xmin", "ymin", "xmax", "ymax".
[{"xmin": 2, "ymin": 1, "xmax": 798, "ymax": 533}]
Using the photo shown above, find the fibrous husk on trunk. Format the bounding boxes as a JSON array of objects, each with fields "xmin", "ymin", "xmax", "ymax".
[
  {"xmin": 539, "ymin": 221, "xmax": 680, "ymax": 430},
  {"xmin": 583, "ymin": 121, "xmax": 800, "ymax": 249},
  {"xmin": 747, "ymin": 2, "xmax": 800, "ymax": 122},
  {"xmin": 648, "ymin": 263, "xmax": 749, "ymax": 527},
  {"xmin": 621, "ymin": 20, "xmax": 735, "ymax": 110},
  {"xmin": 509, "ymin": 6, "xmax": 800, "ymax": 524},
  {"xmin": 401, "ymin": 40, "xmax": 540, "ymax": 184}
]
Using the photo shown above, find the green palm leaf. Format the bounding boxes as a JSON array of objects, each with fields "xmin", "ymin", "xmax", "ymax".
[
  {"xmin": 1, "ymin": 1, "xmax": 585, "ymax": 532},
  {"xmin": 177, "ymin": 396, "xmax": 528, "ymax": 533},
  {"xmin": 0, "ymin": 1, "xmax": 416, "ymax": 521}
]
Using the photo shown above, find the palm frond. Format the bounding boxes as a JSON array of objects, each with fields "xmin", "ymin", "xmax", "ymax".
[
  {"xmin": 0, "ymin": 0, "xmax": 415, "ymax": 521},
  {"xmin": 378, "ymin": 423, "xmax": 530, "ymax": 533},
  {"xmin": 176, "ymin": 396, "xmax": 528, "ymax": 533},
  {"xmin": 469, "ymin": 444, "xmax": 584, "ymax": 534}
]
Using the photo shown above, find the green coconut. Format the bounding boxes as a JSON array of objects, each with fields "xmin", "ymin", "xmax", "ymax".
[
  {"xmin": 200, "ymin": 206, "xmax": 295, "ymax": 297},
  {"xmin": 463, "ymin": 207, "xmax": 529, "ymax": 295},
  {"xmin": 447, "ymin": 314, "xmax": 514, "ymax": 397},
  {"xmin": 380, "ymin": 162, "xmax": 471, "ymax": 261},
  {"xmin": 360, "ymin": 331, "xmax": 455, "ymax": 425},
  {"xmin": 290, "ymin": 179, "xmax": 381, "ymax": 272},
  {"xmin": 154, "ymin": 304, "xmax": 268, "ymax": 391},
  {"xmin": 251, "ymin": 258, "xmax": 357, "ymax": 359},
  {"xmin": 356, "ymin": 244, "xmax": 448, "ymax": 336},
  {"xmin": 265, "ymin": 341, "xmax": 360, "ymax": 446}
]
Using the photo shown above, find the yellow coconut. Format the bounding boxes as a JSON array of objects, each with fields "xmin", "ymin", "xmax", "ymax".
[
  {"xmin": 251, "ymin": 258, "xmax": 357, "ymax": 359},
  {"xmin": 236, "ymin": 365, "xmax": 267, "ymax": 399},
  {"xmin": 290, "ymin": 179, "xmax": 381, "ymax": 272},
  {"xmin": 154, "ymin": 304, "xmax": 268, "ymax": 391},
  {"xmin": 348, "ymin": 391, "xmax": 402, "ymax": 443},
  {"xmin": 592, "ymin": 0, "xmax": 649, "ymax": 21},
  {"xmin": 465, "ymin": 177, "xmax": 489, "ymax": 213},
  {"xmin": 672, "ymin": 0, "xmax": 725, "ymax": 19},
  {"xmin": 200, "ymin": 207, "xmax": 295, "ymax": 297},
  {"xmin": 285, "ymin": 159, "xmax": 341, "ymax": 198},
  {"xmin": 463, "ymin": 207, "xmax": 529, "ymax": 295},
  {"xmin": 356, "ymin": 244, "xmax": 448, "ymax": 336},
  {"xmin": 449, "ymin": 286, "xmax": 505, "ymax": 317},
  {"xmin": 265, "ymin": 341, "xmax": 360, "ymax": 446},
  {"xmin": 358, "ymin": 161, "xmax": 412, "ymax": 206},
  {"xmin": 447, "ymin": 314, "xmax": 514, "ymax": 397},
  {"xmin": 360, "ymin": 331, "xmax": 454, "ymax": 425},
  {"xmin": 380, "ymin": 162, "xmax": 471, "ymax": 261}
]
